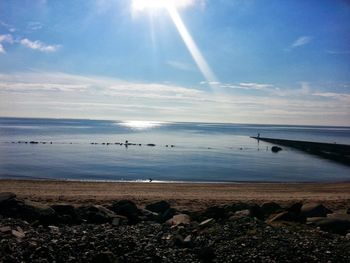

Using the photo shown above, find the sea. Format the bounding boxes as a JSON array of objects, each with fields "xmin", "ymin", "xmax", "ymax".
[{"xmin": 0, "ymin": 117, "xmax": 349, "ymax": 183}]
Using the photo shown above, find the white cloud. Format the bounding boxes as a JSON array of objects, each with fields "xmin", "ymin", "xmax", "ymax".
[
  {"xmin": 0, "ymin": 71, "xmax": 349, "ymax": 125},
  {"xmin": 291, "ymin": 36, "xmax": 312, "ymax": 48},
  {"xmin": 20, "ymin": 38, "xmax": 61, "ymax": 53},
  {"xmin": 0, "ymin": 44, "xmax": 5, "ymax": 54},
  {"xmin": 0, "ymin": 34, "xmax": 13, "ymax": 43}
]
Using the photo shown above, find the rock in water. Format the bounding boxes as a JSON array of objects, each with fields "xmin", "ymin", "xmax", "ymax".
[{"xmin": 271, "ymin": 146, "xmax": 282, "ymax": 153}]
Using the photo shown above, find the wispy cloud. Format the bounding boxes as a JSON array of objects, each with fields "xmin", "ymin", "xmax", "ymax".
[
  {"xmin": 238, "ymin": 82, "xmax": 274, "ymax": 90},
  {"xmin": 0, "ymin": 34, "xmax": 60, "ymax": 54},
  {"xmin": 291, "ymin": 36, "xmax": 312, "ymax": 48},
  {"xmin": 20, "ymin": 38, "xmax": 61, "ymax": 53},
  {"xmin": 0, "ymin": 34, "xmax": 14, "ymax": 53},
  {"xmin": 326, "ymin": 50, "xmax": 350, "ymax": 55},
  {"xmin": 166, "ymin": 60, "xmax": 195, "ymax": 72},
  {"xmin": 313, "ymin": 92, "xmax": 350, "ymax": 102},
  {"xmin": 0, "ymin": 20, "xmax": 16, "ymax": 33},
  {"xmin": 205, "ymin": 81, "xmax": 274, "ymax": 91},
  {"xmin": 26, "ymin": 21, "xmax": 43, "ymax": 32}
]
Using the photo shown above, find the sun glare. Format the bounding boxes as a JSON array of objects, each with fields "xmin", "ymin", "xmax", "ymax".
[
  {"xmin": 132, "ymin": 0, "xmax": 197, "ymax": 11},
  {"xmin": 120, "ymin": 120, "xmax": 164, "ymax": 130},
  {"xmin": 132, "ymin": 0, "xmax": 171, "ymax": 11}
]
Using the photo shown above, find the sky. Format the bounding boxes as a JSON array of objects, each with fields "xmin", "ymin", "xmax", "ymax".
[{"xmin": 0, "ymin": 0, "xmax": 349, "ymax": 125}]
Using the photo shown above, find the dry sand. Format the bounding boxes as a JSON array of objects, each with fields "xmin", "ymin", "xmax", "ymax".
[{"xmin": 1, "ymin": 179, "xmax": 350, "ymax": 210}]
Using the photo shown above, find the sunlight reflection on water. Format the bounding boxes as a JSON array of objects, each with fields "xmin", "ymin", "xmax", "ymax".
[{"xmin": 119, "ymin": 121, "xmax": 166, "ymax": 130}]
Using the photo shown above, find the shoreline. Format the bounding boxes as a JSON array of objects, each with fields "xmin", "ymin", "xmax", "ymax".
[{"xmin": 1, "ymin": 179, "xmax": 350, "ymax": 210}]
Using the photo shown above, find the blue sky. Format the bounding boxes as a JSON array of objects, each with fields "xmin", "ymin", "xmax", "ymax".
[{"xmin": 0, "ymin": 0, "xmax": 349, "ymax": 125}]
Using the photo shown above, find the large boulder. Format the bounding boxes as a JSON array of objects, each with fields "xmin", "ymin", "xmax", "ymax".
[
  {"xmin": 249, "ymin": 204, "xmax": 264, "ymax": 220},
  {"xmin": 301, "ymin": 203, "xmax": 332, "ymax": 218},
  {"xmin": 267, "ymin": 210, "xmax": 306, "ymax": 224},
  {"xmin": 203, "ymin": 206, "xmax": 226, "ymax": 220},
  {"xmin": 159, "ymin": 208, "xmax": 177, "ymax": 223},
  {"xmin": 0, "ymin": 192, "xmax": 16, "ymax": 203},
  {"xmin": 261, "ymin": 202, "xmax": 282, "ymax": 217},
  {"xmin": 0, "ymin": 196, "xmax": 57, "ymax": 225},
  {"xmin": 308, "ymin": 215, "xmax": 350, "ymax": 235},
  {"xmin": 76, "ymin": 205, "xmax": 116, "ymax": 224},
  {"xmin": 110, "ymin": 200, "xmax": 139, "ymax": 224},
  {"xmin": 51, "ymin": 204, "xmax": 80, "ymax": 224},
  {"xmin": 287, "ymin": 202, "xmax": 303, "ymax": 214},
  {"xmin": 145, "ymin": 201, "xmax": 170, "ymax": 214}
]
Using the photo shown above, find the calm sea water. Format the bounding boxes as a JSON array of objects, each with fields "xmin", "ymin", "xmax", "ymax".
[{"xmin": 0, "ymin": 117, "xmax": 349, "ymax": 182}]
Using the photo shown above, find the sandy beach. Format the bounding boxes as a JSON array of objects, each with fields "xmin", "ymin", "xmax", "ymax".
[{"xmin": 1, "ymin": 179, "xmax": 350, "ymax": 210}]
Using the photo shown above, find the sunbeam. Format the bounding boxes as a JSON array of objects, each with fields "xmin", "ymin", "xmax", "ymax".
[
  {"xmin": 131, "ymin": 0, "xmax": 218, "ymax": 86},
  {"xmin": 166, "ymin": 5, "xmax": 218, "ymax": 86}
]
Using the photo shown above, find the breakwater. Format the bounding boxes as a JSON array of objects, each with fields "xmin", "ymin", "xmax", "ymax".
[{"xmin": 252, "ymin": 137, "xmax": 350, "ymax": 166}]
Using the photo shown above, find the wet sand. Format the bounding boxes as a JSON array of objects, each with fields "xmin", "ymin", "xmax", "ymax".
[{"xmin": 1, "ymin": 179, "xmax": 350, "ymax": 210}]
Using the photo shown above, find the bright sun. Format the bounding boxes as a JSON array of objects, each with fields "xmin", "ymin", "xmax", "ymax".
[{"xmin": 132, "ymin": 0, "xmax": 172, "ymax": 11}]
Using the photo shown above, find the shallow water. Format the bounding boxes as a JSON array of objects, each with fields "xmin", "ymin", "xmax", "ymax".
[{"xmin": 0, "ymin": 118, "xmax": 349, "ymax": 182}]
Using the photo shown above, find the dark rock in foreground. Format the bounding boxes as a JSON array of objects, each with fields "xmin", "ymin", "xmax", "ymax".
[
  {"xmin": 301, "ymin": 203, "xmax": 332, "ymax": 218},
  {"xmin": 1, "ymin": 194, "xmax": 350, "ymax": 263},
  {"xmin": 307, "ymin": 215, "xmax": 350, "ymax": 235},
  {"xmin": 145, "ymin": 200, "xmax": 170, "ymax": 214},
  {"xmin": 110, "ymin": 200, "xmax": 139, "ymax": 224}
]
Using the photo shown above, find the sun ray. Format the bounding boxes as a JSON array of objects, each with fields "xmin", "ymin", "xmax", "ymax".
[
  {"xmin": 131, "ymin": 0, "xmax": 218, "ymax": 87},
  {"xmin": 166, "ymin": 4, "xmax": 218, "ymax": 86}
]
